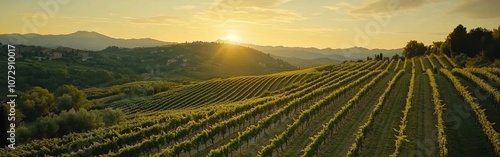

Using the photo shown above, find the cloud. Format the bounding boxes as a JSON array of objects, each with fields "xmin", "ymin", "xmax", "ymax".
[
  {"xmin": 125, "ymin": 16, "xmax": 186, "ymax": 25},
  {"xmin": 350, "ymin": 0, "xmax": 439, "ymax": 14},
  {"xmin": 197, "ymin": 6, "xmax": 305, "ymax": 23},
  {"xmin": 324, "ymin": 6, "xmax": 340, "ymax": 11},
  {"xmin": 58, "ymin": 16, "xmax": 118, "ymax": 23},
  {"xmin": 324, "ymin": 2, "xmax": 355, "ymax": 11},
  {"xmin": 212, "ymin": 0, "xmax": 290, "ymax": 8},
  {"xmin": 177, "ymin": 5, "xmax": 197, "ymax": 10},
  {"xmin": 283, "ymin": 28, "xmax": 347, "ymax": 34},
  {"xmin": 448, "ymin": 0, "xmax": 500, "ymax": 19},
  {"xmin": 195, "ymin": 0, "xmax": 303, "ymax": 24}
]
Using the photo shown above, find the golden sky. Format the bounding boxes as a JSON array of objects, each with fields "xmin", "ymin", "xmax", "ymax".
[{"xmin": 1, "ymin": 0, "xmax": 499, "ymax": 49}]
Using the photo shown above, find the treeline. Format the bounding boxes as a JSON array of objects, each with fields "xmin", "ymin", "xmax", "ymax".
[
  {"xmin": 402, "ymin": 24, "xmax": 500, "ymax": 66},
  {"xmin": 17, "ymin": 108, "xmax": 124, "ymax": 142},
  {"xmin": 3, "ymin": 85, "xmax": 125, "ymax": 143}
]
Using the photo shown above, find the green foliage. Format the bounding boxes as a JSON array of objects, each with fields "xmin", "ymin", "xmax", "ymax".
[
  {"xmin": 18, "ymin": 108, "xmax": 125, "ymax": 141},
  {"xmin": 465, "ymin": 52, "xmax": 490, "ymax": 67},
  {"xmin": 466, "ymin": 27, "xmax": 494, "ymax": 57},
  {"xmin": 0, "ymin": 42, "xmax": 297, "ymax": 99},
  {"xmin": 20, "ymin": 87, "xmax": 56, "ymax": 121},
  {"xmin": 55, "ymin": 85, "xmax": 91, "ymax": 111},
  {"xmin": 33, "ymin": 117, "xmax": 60, "ymax": 138},
  {"xmin": 439, "ymin": 40, "xmax": 452, "ymax": 56},
  {"xmin": 446, "ymin": 24, "xmax": 468, "ymax": 56},
  {"xmin": 55, "ymin": 109, "xmax": 105, "ymax": 134},
  {"xmin": 392, "ymin": 54, "xmax": 401, "ymax": 60},
  {"xmin": 403, "ymin": 40, "xmax": 427, "ymax": 58},
  {"xmin": 99, "ymin": 108, "xmax": 125, "ymax": 126}
]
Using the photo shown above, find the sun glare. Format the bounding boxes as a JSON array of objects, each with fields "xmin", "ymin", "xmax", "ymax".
[{"xmin": 225, "ymin": 33, "xmax": 240, "ymax": 42}]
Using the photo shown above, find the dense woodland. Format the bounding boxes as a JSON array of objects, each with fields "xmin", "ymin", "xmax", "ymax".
[{"xmin": 402, "ymin": 24, "xmax": 500, "ymax": 67}]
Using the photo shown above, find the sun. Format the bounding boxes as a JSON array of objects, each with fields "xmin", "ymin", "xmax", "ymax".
[{"xmin": 225, "ymin": 33, "xmax": 240, "ymax": 42}]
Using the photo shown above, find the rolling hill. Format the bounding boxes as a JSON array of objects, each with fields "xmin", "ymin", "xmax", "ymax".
[
  {"xmin": 0, "ymin": 42, "xmax": 297, "ymax": 97},
  {"xmin": 0, "ymin": 31, "xmax": 401, "ymax": 68},
  {"xmin": 0, "ymin": 31, "xmax": 172, "ymax": 50},
  {"xmin": 3, "ymin": 55, "xmax": 500, "ymax": 156}
]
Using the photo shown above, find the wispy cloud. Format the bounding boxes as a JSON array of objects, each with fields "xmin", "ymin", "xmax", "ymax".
[
  {"xmin": 125, "ymin": 16, "xmax": 187, "ymax": 25},
  {"xmin": 212, "ymin": 0, "xmax": 290, "ymax": 8},
  {"xmin": 448, "ymin": 0, "xmax": 500, "ymax": 19},
  {"xmin": 197, "ymin": 6, "xmax": 306, "ymax": 24},
  {"xmin": 283, "ymin": 27, "xmax": 347, "ymax": 34},
  {"xmin": 350, "ymin": 0, "xmax": 440, "ymax": 14},
  {"xmin": 324, "ymin": 6, "xmax": 340, "ymax": 11},
  {"xmin": 58, "ymin": 16, "xmax": 115, "ymax": 23},
  {"xmin": 177, "ymin": 5, "xmax": 197, "ymax": 10}
]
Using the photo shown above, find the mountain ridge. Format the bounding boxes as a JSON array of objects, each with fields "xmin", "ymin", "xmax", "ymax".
[{"xmin": 0, "ymin": 31, "xmax": 402, "ymax": 66}]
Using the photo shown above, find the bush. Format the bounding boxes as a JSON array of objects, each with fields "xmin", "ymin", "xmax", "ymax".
[
  {"xmin": 21, "ymin": 108, "xmax": 125, "ymax": 141},
  {"xmin": 99, "ymin": 108, "xmax": 125, "ymax": 126}
]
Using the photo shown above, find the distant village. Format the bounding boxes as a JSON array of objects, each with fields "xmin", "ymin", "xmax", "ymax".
[{"xmin": 9, "ymin": 45, "xmax": 93, "ymax": 61}]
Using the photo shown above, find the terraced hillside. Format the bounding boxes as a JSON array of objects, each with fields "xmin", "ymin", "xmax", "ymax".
[
  {"xmin": 104, "ymin": 71, "xmax": 318, "ymax": 113},
  {"xmin": 2, "ymin": 56, "xmax": 500, "ymax": 157}
]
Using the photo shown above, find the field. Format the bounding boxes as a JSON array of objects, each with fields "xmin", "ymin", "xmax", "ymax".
[{"xmin": 2, "ymin": 55, "xmax": 500, "ymax": 157}]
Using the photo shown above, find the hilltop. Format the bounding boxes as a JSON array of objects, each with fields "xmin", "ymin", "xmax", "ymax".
[
  {"xmin": 0, "ymin": 31, "xmax": 172, "ymax": 50},
  {"xmin": 0, "ymin": 31, "xmax": 401, "ymax": 67},
  {"xmin": 0, "ymin": 42, "xmax": 297, "ymax": 96}
]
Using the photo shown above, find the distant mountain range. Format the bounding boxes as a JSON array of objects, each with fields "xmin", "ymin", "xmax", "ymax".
[
  {"xmin": 0, "ymin": 31, "xmax": 402, "ymax": 67},
  {"xmin": 243, "ymin": 44, "xmax": 402, "ymax": 61},
  {"xmin": 0, "ymin": 31, "xmax": 173, "ymax": 50}
]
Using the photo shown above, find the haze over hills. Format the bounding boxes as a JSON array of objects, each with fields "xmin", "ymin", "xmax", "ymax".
[
  {"xmin": 244, "ymin": 44, "xmax": 402, "ymax": 61},
  {"xmin": 0, "ymin": 31, "xmax": 402, "ymax": 67},
  {"xmin": 0, "ymin": 31, "xmax": 173, "ymax": 50}
]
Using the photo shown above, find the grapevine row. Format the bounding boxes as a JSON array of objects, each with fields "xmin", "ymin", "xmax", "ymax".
[
  {"xmin": 63, "ymin": 97, "xmax": 274, "ymax": 156},
  {"xmin": 390, "ymin": 59, "xmax": 416, "ymax": 157},
  {"xmin": 200, "ymin": 70, "xmax": 373, "ymax": 156},
  {"xmin": 153, "ymin": 70, "xmax": 372, "ymax": 157},
  {"xmin": 443, "ymin": 54, "xmax": 458, "ymax": 68},
  {"xmin": 419, "ymin": 57, "xmax": 426, "ymax": 71},
  {"xmin": 452, "ymin": 68, "xmax": 500, "ymax": 103},
  {"xmin": 465, "ymin": 68, "xmax": 500, "ymax": 84},
  {"xmin": 299, "ymin": 69, "xmax": 388, "ymax": 157},
  {"xmin": 394, "ymin": 59, "xmax": 401, "ymax": 71},
  {"xmin": 427, "ymin": 55, "xmax": 437, "ymax": 69},
  {"xmin": 441, "ymin": 69, "xmax": 500, "ymax": 155},
  {"xmin": 426, "ymin": 69, "xmax": 448, "ymax": 157},
  {"xmin": 433, "ymin": 54, "xmax": 449, "ymax": 69},
  {"xmin": 345, "ymin": 68, "xmax": 405, "ymax": 156},
  {"xmin": 256, "ymin": 70, "xmax": 384, "ymax": 157}
]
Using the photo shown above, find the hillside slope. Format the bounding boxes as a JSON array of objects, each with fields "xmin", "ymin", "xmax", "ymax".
[
  {"xmin": 0, "ymin": 42, "xmax": 297, "ymax": 97},
  {"xmin": 0, "ymin": 31, "xmax": 172, "ymax": 50},
  {"xmin": 4, "ymin": 59, "xmax": 500, "ymax": 157}
]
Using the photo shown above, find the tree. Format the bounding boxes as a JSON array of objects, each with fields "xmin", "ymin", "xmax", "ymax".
[
  {"xmin": 33, "ymin": 116, "xmax": 60, "ymax": 138},
  {"xmin": 20, "ymin": 87, "xmax": 56, "ymax": 121},
  {"xmin": 55, "ymin": 85, "xmax": 91, "ymax": 111},
  {"xmin": 466, "ymin": 27, "xmax": 494, "ymax": 57},
  {"xmin": 392, "ymin": 54, "xmax": 400, "ymax": 61},
  {"xmin": 431, "ymin": 41, "xmax": 443, "ymax": 54},
  {"xmin": 446, "ymin": 24, "xmax": 468, "ymax": 56},
  {"xmin": 440, "ymin": 40, "xmax": 452, "ymax": 56},
  {"xmin": 56, "ymin": 94, "xmax": 73, "ymax": 111},
  {"xmin": 493, "ymin": 25, "xmax": 500, "ymax": 40},
  {"xmin": 403, "ymin": 40, "xmax": 427, "ymax": 58},
  {"xmin": 99, "ymin": 108, "xmax": 125, "ymax": 126}
]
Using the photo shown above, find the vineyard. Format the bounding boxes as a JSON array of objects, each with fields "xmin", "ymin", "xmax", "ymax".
[{"xmin": 2, "ymin": 55, "xmax": 500, "ymax": 157}]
